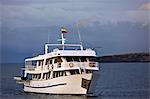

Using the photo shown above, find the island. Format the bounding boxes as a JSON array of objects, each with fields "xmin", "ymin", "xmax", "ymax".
[{"xmin": 97, "ymin": 52, "xmax": 150, "ymax": 63}]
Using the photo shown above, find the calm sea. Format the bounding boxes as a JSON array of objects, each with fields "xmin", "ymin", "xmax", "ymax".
[{"xmin": 0, "ymin": 63, "xmax": 149, "ymax": 99}]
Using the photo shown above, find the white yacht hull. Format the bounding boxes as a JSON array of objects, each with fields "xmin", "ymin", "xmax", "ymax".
[{"xmin": 24, "ymin": 73, "xmax": 92, "ymax": 94}]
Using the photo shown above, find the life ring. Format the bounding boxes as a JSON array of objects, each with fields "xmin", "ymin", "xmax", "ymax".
[
  {"xmin": 89, "ymin": 62, "xmax": 95, "ymax": 67},
  {"xmin": 69, "ymin": 63, "xmax": 74, "ymax": 67},
  {"xmin": 89, "ymin": 63, "xmax": 93, "ymax": 67}
]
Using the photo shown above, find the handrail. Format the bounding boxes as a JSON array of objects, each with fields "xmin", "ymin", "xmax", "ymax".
[
  {"xmin": 22, "ymin": 65, "xmax": 36, "ymax": 71},
  {"xmin": 25, "ymin": 65, "xmax": 36, "ymax": 68}
]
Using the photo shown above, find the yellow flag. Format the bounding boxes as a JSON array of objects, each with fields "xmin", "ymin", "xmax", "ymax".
[{"xmin": 61, "ymin": 27, "xmax": 67, "ymax": 33}]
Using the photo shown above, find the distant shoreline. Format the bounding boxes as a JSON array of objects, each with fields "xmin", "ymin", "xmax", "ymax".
[
  {"xmin": 1, "ymin": 52, "xmax": 150, "ymax": 64},
  {"xmin": 98, "ymin": 52, "xmax": 150, "ymax": 63}
]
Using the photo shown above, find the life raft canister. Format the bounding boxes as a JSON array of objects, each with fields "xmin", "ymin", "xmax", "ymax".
[{"xmin": 69, "ymin": 63, "xmax": 74, "ymax": 67}]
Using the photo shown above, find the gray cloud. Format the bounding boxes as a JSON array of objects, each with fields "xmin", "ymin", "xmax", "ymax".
[
  {"xmin": 1, "ymin": 22, "xmax": 149, "ymax": 62},
  {"xmin": 1, "ymin": 0, "xmax": 62, "ymax": 5},
  {"xmin": 1, "ymin": 0, "xmax": 149, "ymax": 28},
  {"xmin": 1, "ymin": 0, "xmax": 149, "ymax": 63}
]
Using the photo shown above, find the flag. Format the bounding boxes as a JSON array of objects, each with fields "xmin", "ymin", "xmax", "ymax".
[{"xmin": 61, "ymin": 27, "xmax": 67, "ymax": 33}]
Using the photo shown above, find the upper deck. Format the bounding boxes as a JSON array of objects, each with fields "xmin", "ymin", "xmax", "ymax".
[
  {"xmin": 23, "ymin": 27, "xmax": 99, "ymax": 75},
  {"xmin": 25, "ymin": 27, "xmax": 96, "ymax": 61},
  {"xmin": 25, "ymin": 48, "xmax": 96, "ymax": 61},
  {"xmin": 15, "ymin": 27, "xmax": 99, "ymax": 84}
]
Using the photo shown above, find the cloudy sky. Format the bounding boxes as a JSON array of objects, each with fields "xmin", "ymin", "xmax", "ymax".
[{"xmin": 1, "ymin": 0, "xmax": 150, "ymax": 63}]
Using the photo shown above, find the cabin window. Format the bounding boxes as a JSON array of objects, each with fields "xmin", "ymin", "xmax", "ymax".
[
  {"xmin": 86, "ymin": 70, "xmax": 93, "ymax": 73},
  {"xmin": 25, "ymin": 61, "xmax": 31, "ymax": 66},
  {"xmin": 81, "ymin": 69, "xmax": 85, "ymax": 73},
  {"xmin": 73, "ymin": 57, "xmax": 80, "ymax": 62},
  {"xmin": 45, "ymin": 59, "xmax": 49, "ymax": 65},
  {"xmin": 89, "ymin": 57, "xmax": 97, "ymax": 62},
  {"xmin": 25, "ymin": 61, "xmax": 37, "ymax": 66},
  {"xmin": 80, "ymin": 57, "xmax": 87, "ymax": 62},
  {"xmin": 60, "ymin": 71, "xmax": 67, "ymax": 76},
  {"xmin": 38, "ymin": 60, "xmax": 44, "ymax": 66},
  {"xmin": 53, "ymin": 71, "xmax": 67, "ymax": 78},
  {"xmin": 70, "ymin": 69, "xmax": 80, "ymax": 75},
  {"xmin": 66, "ymin": 57, "xmax": 73, "ymax": 62},
  {"xmin": 43, "ymin": 73, "xmax": 46, "ymax": 80},
  {"xmin": 54, "ymin": 59, "xmax": 57, "ymax": 63},
  {"xmin": 66, "ymin": 57, "xmax": 87, "ymax": 62},
  {"xmin": 38, "ymin": 74, "xmax": 41, "ymax": 79},
  {"xmin": 32, "ymin": 61, "xmax": 37, "ymax": 66},
  {"xmin": 43, "ymin": 73, "xmax": 45, "ymax": 79},
  {"xmin": 45, "ymin": 58, "xmax": 52, "ymax": 65},
  {"xmin": 32, "ymin": 74, "xmax": 41, "ymax": 80},
  {"xmin": 50, "ymin": 59, "xmax": 52, "ymax": 64},
  {"xmin": 54, "ymin": 57, "xmax": 63, "ymax": 64},
  {"xmin": 46, "ymin": 73, "xmax": 48, "ymax": 80},
  {"xmin": 53, "ymin": 72, "xmax": 56, "ymax": 78},
  {"xmin": 48, "ymin": 72, "xmax": 51, "ymax": 79},
  {"xmin": 26, "ymin": 74, "xmax": 32, "ymax": 80},
  {"xmin": 42, "ymin": 72, "xmax": 51, "ymax": 80}
]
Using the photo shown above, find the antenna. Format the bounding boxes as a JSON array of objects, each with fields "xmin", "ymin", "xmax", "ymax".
[
  {"xmin": 48, "ymin": 33, "xmax": 50, "ymax": 43},
  {"xmin": 76, "ymin": 23, "xmax": 83, "ymax": 50},
  {"xmin": 45, "ymin": 30, "xmax": 50, "ymax": 54}
]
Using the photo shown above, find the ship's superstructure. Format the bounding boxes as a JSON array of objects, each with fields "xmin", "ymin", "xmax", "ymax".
[{"xmin": 14, "ymin": 27, "xmax": 99, "ymax": 94}]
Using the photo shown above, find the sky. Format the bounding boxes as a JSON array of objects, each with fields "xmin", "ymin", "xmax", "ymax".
[{"xmin": 0, "ymin": 0, "xmax": 150, "ymax": 63}]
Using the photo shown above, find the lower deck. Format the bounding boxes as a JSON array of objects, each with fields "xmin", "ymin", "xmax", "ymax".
[
  {"xmin": 25, "ymin": 69, "xmax": 94, "ymax": 81},
  {"xmin": 24, "ymin": 73, "xmax": 93, "ymax": 94}
]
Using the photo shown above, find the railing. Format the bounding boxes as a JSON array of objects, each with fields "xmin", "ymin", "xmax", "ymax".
[
  {"xmin": 23, "ymin": 62, "xmax": 99, "ymax": 71},
  {"xmin": 22, "ymin": 65, "xmax": 36, "ymax": 71},
  {"xmin": 64, "ymin": 62, "xmax": 99, "ymax": 68}
]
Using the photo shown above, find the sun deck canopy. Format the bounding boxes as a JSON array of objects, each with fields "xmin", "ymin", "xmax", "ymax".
[{"xmin": 25, "ymin": 49, "xmax": 96, "ymax": 61}]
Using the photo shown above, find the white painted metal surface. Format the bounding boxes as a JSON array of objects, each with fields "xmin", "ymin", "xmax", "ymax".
[
  {"xmin": 24, "ymin": 73, "xmax": 92, "ymax": 94},
  {"xmin": 14, "ymin": 27, "xmax": 99, "ymax": 95}
]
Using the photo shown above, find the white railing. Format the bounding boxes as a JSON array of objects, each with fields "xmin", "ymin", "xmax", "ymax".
[
  {"xmin": 63, "ymin": 62, "xmax": 99, "ymax": 68},
  {"xmin": 22, "ymin": 65, "xmax": 36, "ymax": 71},
  {"xmin": 23, "ymin": 62, "xmax": 99, "ymax": 71}
]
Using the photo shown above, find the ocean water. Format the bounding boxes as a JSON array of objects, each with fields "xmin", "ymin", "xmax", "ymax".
[{"xmin": 0, "ymin": 63, "xmax": 149, "ymax": 99}]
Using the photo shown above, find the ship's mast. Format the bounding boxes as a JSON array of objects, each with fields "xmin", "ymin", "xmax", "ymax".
[
  {"xmin": 61, "ymin": 32, "xmax": 65, "ymax": 50},
  {"xmin": 44, "ymin": 27, "xmax": 84, "ymax": 54},
  {"xmin": 60, "ymin": 27, "xmax": 67, "ymax": 50}
]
